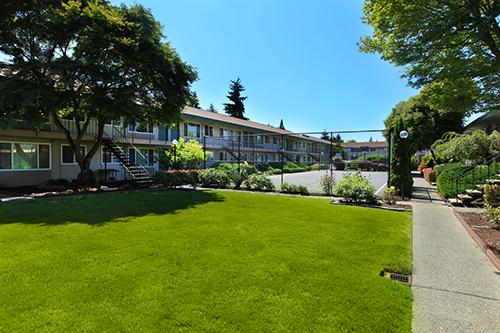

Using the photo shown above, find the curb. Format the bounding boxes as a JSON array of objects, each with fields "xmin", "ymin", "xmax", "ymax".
[{"xmin": 451, "ymin": 208, "xmax": 500, "ymax": 272}]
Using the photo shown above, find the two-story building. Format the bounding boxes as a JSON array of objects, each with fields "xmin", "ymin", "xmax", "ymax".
[
  {"xmin": 341, "ymin": 141, "xmax": 389, "ymax": 161},
  {"xmin": 0, "ymin": 107, "xmax": 331, "ymax": 188}
]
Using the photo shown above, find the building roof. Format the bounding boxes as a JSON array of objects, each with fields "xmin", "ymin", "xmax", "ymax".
[
  {"xmin": 341, "ymin": 141, "xmax": 388, "ymax": 149},
  {"xmin": 182, "ymin": 107, "xmax": 330, "ymax": 144},
  {"xmin": 464, "ymin": 110, "xmax": 500, "ymax": 133}
]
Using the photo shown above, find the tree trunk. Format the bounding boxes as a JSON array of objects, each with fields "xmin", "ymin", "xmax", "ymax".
[{"xmin": 52, "ymin": 113, "xmax": 106, "ymax": 187}]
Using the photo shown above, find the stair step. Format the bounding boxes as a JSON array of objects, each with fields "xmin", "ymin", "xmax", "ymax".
[
  {"xmin": 465, "ymin": 189, "xmax": 483, "ymax": 197},
  {"xmin": 457, "ymin": 194, "xmax": 474, "ymax": 202}
]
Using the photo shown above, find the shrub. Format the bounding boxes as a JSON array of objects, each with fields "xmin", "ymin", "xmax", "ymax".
[
  {"xmin": 198, "ymin": 169, "xmax": 231, "ymax": 188},
  {"xmin": 320, "ymin": 174, "xmax": 335, "ymax": 196},
  {"xmin": 243, "ymin": 174, "xmax": 276, "ymax": 192},
  {"xmin": 37, "ymin": 178, "xmax": 71, "ymax": 191},
  {"xmin": 216, "ymin": 163, "xmax": 257, "ymax": 188},
  {"xmin": 155, "ymin": 170, "xmax": 197, "ymax": 188},
  {"xmin": 484, "ymin": 184, "xmax": 500, "ymax": 206},
  {"xmin": 280, "ymin": 182, "xmax": 309, "ymax": 195},
  {"xmin": 367, "ymin": 155, "xmax": 387, "ymax": 163},
  {"xmin": 283, "ymin": 162, "xmax": 308, "ymax": 173},
  {"xmin": 485, "ymin": 204, "xmax": 500, "ymax": 229},
  {"xmin": 310, "ymin": 163, "xmax": 329, "ymax": 171},
  {"xmin": 435, "ymin": 163, "xmax": 500, "ymax": 198},
  {"xmin": 334, "ymin": 172, "xmax": 377, "ymax": 204},
  {"xmin": 484, "ymin": 184, "xmax": 500, "ymax": 229},
  {"xmin": 382, "ymin": 186, "xmax": 397, "ymax": 205},
  {"xmin": 333, "ymin": 160, "xmax": 346, "ymax": 170}
]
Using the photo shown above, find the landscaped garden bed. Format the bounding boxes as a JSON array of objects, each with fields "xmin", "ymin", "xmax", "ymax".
[
  {"xmin": 0, "ymin": 189, "xmax": 412, "ymax": 332},
  {"xmin": 455, "ymin": 211, "xmax": 500, "ymax": 264}
]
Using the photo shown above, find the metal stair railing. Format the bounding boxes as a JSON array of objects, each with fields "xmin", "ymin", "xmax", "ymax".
[
  {"xmin": 453, "ymin": 153, "xmax": 500, "ymax": 198},
  {"xmin": 104, "ymin": 124, "xmax": 152, "ymax": 180}
]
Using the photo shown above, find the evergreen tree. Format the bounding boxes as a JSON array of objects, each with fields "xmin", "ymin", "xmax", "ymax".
[
  {"xmin": 321, "ymin": 130, "xmax": 330, "ymax": 141},
  {"xmin": 223, "ymin": 78, "xmax": 247, "ymax": 119},
  {"xmin": 388, "ymin": 117, "xmax": 413, "ymax": 196},
  {"xmin": 279, "ymin": 119, "xmax": 285, "ymax": 130},
  {"xmin": 207, "ymin": 103, "xmax": 218, "ymax": 113},
  {"xmin": 187, "ymin": 91, "xmax": 200, "ymax": 108}
]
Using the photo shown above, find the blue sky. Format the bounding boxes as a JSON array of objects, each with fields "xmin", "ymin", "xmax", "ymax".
[{"xmin": 125, "ymin": 1, "xmax": 418, "ymax": 141}]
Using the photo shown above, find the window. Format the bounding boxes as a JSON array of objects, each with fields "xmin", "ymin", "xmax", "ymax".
[
  {"xmin": 0, "ymin": 143, "xmax": 12, "ymax": 170},
  {"xmin": 184, "ymin": 123, "xmax": 201, "ymax": 138},
  {"xmin": 0, "ymin": 142, "xmax": 51, "ymax": 171},
  {"xmin": 106, "ymin": 118, "xmax": 122, "ymax": 127},
  {"xmin": 204, "ymin": 125, "xmax": 214, "ymax": 137},
  {"xmin": 273, "ymin": 137, "xmax": 278, "ymax": 145},
  {"xmin": 255, "ymin": 135, "xmax": 263, "ymax": 144},
  {"xmin": 220, "ymin": 128, "xmax": 228, "ymax": 138},
  {"xmin": 128, "ymin": 122, "xmax": 153, "ymax": 133},
  {"xmin": 128, "ymin": 148, "xmax": 154, "ymax": 166},
  {"xmin": 61, "ymin": 145, "xmax": 86, "ymax": 165},
  {"xmin": 101, "ymin": 147, "xmax": 120, "ymax": 164}
]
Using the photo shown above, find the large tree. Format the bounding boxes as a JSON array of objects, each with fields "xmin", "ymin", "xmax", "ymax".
[
  {"xmin": 0, "ymin": 0, "xmax": 197, "ymax": 184},
  {"xmin": 360, "ymin": 0, "xmax": 500, "ymax": 111},
  {"xmin": 223, "ymin": 78, "xmax": 247, "ymax": 119}
]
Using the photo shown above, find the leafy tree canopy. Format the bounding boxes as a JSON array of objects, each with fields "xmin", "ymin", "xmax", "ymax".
[
  {"xmin": 187, "ymin": 91, "xmax": 200, "ymax": 108},
  {"xmin": 223, "ymin": 78, "xmax": 247, "ymax": 120},
  {"xmin": 360, "ymin": 0, "xmax": 500, "ymax": 111},
  {"xmin": 432, "ymin": 130, "xmax": 499, "ymax": 163},
  {"xmin": 0, "ymin": 0, "xmax": 197, "ymax": 183},
  {"xmin": 163, "ymin": 138, "xmax": 210, "ymax": 169}
]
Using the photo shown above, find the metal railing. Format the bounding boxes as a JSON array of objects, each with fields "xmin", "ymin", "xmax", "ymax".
[{"xmin": 453, "ymin": 153, "xmax": 500, "ymax": 197}]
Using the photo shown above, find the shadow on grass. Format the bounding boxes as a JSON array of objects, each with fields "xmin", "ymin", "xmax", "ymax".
[{"xmin": 0, "ymin": 189, "xmax": 224, "ymax": 226}]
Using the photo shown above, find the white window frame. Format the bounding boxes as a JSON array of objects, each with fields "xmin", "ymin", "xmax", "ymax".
[
  {"xmin": 204, "ymin": 125, "xmax": 214, "ymax": 137},
  {"xmin": 128, "ymin": 122, "xmax": 154, "ymax": 134},
  {"xmin": 0, "ymin": 141, "xmax": 52, "ymax": 172},
  {"xmin": 61, "ymin": 144, "xmax": 87, "ymax": 165},
  {"xmin": 101, "ymin": 147, "xmax": 120, "ymax": 164},
  {"xmin": 183, "ymin": 122, "xmax": 201, "ymax": 139}
]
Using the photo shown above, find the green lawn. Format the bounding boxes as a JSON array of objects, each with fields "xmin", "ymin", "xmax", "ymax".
[{"xmin": 0, "ymin": 190, "xmax": 412, "ymax": 332}]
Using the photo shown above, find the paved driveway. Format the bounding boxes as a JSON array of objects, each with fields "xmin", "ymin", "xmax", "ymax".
[{"xmin": 268, "ymin": 170, "xmax": 387, "ymax": 195}]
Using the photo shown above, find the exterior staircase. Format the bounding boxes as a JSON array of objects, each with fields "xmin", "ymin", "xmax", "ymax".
[
  {"xmin": 102, "ymin": 126, "xmax": 153, "ymax": 187},
  {"xmin": 279, "ymin": 151, "xmax": 294, "ymax": 162},
  {"xmin": 452, "ymin": 154, "xmax": 500, "ymax": 206}
]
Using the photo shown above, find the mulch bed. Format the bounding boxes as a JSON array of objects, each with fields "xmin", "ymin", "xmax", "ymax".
[{"xmin": 457, "ymin": 212, "xmax": 500, "ymax": 261}]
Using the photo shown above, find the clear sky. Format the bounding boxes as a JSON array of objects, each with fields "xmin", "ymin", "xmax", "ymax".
[{"xmin": 122, "ymin": 1, "xmax": 419, "ymax": 141}]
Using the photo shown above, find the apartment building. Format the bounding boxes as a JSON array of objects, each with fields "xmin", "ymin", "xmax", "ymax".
[
  {"xmin": 341, "ymin": 141, "xmax": 389, "ymax": 160},
  {"xmin": 0, "ymin": 107, "xmax": 331, "ymax": 188}
]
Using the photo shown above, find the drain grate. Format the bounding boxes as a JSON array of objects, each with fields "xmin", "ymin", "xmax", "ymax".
[{"xmin": 380, "ymin": 270, "xmax": 412, "ymax": 285}]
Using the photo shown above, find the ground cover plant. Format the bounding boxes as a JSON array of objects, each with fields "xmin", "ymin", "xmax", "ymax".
[{"xmin": 0, "ymin": 190, "xmax": 412, "ymax": 332}]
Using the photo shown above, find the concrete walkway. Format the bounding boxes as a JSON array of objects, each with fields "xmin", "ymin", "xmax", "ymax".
[{"xmin": 411, "ymin": 175, "xmax": 500, "ymax": 333}]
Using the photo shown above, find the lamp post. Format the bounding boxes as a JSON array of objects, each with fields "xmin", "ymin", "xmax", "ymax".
[
  {"xmin": 171, "ymin": 139, "xmax": 178, "ymax": 170},
  {"xmin": 399, "ymin": 130, "xmax": 409, "ymax": 200}
]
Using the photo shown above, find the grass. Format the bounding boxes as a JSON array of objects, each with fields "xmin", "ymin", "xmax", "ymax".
[{"xmin": 0, "ymin": 189, "xmax": 412, "ymax": 332}]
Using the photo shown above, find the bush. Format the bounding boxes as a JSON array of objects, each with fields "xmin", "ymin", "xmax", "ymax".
[
  {"xmin": 37, "ymin": 178, "xmax": 71, "ymax": 191},
  {"xmin": 334, "ymin": 172, "xmax": 377, "ymax": 204},
  {"xmin": 243, "ymin": 174, "xmax": 276, "ymax": 192},
  {"xmin": 320, "ymin": 174, "xmax": 335, "ymax": 196},
  {"xmin": 333, "ymin": 160, "xmax": 346, "ymax": 170},
  {"xmin": 198, "ymin": 169, "xmax": 231, "ymax": 188},
  {"xmin": 485, "ymin": 205, "xmax": 500, "ymax": 229},
  {"xmin": 435, "ymin": 163, "xmax": 500, "ymax": 198},
  {"xmin": 155, "ymin": 170, "xmax": 197, "ymax": 188},
  {"xmin": 280, "ymin": 182, "xmax": 309, "ymax": 195},
  {"xmin": 283, "ymin": 162, "xmax": 308, "ymax": 173},
  {"xmin": 216, "ymin": 163, "xmax": 257, "ymax": 188},
  {"xmin": 367, "ymin": 155, "xmax": 387, "ymax": 163},
  {"xmin": 484, "ymin": 184, "xmax": 500, "ymax": 206},
  {"xmin": 310, "ymin": 163, "xmax": 329, "ymax": 171},
  {"xmin": 382, "ymin": 186, "xmax": 397, "ymax": 205},
  {"xmin": 484, "ymin": 184, "xmax": 500, "ymax": 228}
]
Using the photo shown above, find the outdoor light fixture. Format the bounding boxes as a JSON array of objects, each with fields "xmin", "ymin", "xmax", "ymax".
[
  {"xmin": 171, "ymin": 139, "xmax": 178, "ymax": 169},
  {"xmin": 399, "ymin": 129, "xmax": 409, "ymax": 201}
]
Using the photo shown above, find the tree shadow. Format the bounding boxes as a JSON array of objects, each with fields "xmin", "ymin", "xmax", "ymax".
[{"xmin": 0, "ymin": 189, "xmax": 224, "ymax": 226}]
